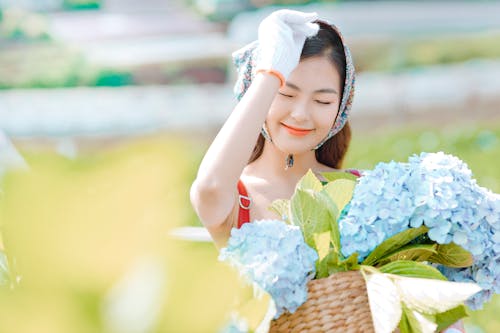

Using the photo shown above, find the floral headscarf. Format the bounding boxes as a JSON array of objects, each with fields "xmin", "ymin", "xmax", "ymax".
[{"xmin": 231, "ymin": 20, "xmax": 355, "ymax": 149}]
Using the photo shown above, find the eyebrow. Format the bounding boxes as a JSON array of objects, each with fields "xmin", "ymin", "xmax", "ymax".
[{"xmin": 286, "ymin": 82, "xmax": 338, "ymax": 95}]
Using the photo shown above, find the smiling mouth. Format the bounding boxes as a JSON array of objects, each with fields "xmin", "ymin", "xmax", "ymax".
[{"xmin": 281, "ymin": 123, "xmax": 314, "ymax": 136}]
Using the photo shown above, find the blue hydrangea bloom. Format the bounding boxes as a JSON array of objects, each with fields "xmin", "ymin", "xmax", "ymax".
[
  {"xmin": 339, "ymin": 152, "xmax": 500, "ymax": 309},
  {"xmin": 219, "ymin": 219, "xmax": 318, "ymax": 317},
  {"xmin": 340, "ymin": 160, "xmax": 416, "ymax": 259}
]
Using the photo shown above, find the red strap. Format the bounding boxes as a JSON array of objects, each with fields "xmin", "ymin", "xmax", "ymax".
[
  {"xmin": 237, "ymin": 180, "xmax": 251, "ymax": 229},
  {"xmin": 346, "ymin": 169, "xmax": 361, "ymax": 177}
]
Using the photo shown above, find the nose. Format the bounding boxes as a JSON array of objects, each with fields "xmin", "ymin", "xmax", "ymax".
[{"xmin": 290, "ymin": 99, "xmax": 309, "ymax": 122}]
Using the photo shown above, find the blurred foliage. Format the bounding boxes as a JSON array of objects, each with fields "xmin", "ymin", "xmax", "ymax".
[
  {"xmin": 2, "ymin": 31, "xmax": 500, "ymax": 89},
  {"xmin": 189, "ymin": 0, "xmax": 339, "ymax": 22},
  {"xmin": 62, "ymin": 0, "xmax": 101, "ymax": 10},
  {"xmin": 0, "ymin": 2, "xmax": 499, "ymax": 88},
  {"xmin": 0, "ymin": 43, "xmax": 228, "ymax": 88},
  {"xmin": 346, "ymin": 124, "xmax": 500, "ymax": 193},
  {"xmin": 0, "ymin": 123, "xmax": 498, "ymax": 332},
  {"xmin": 0, "ymin": 134, "xmax": 242, "ymax": 332},
  {"xmin": 0, "ymin": 44, "xmax": 133, "ymax": 89},
  {"xmin": 0, "ymin": 7, "xmax": 50, "ymax": 42},
  {"xmin": 353, "ymin": 32, "xmax": 500, "ymax": 72},
  {"xmin": 160, "ymin": 61, "xmax": 228, "ymax": 85}
]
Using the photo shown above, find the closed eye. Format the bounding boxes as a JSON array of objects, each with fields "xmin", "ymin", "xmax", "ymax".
[
  {"xmin": 279, "ymin": 92, "xmax": 293, "ymax": 98},
  {"xmin": 316, "ymin": 100, "xmax": 331, "ymax": 105}
]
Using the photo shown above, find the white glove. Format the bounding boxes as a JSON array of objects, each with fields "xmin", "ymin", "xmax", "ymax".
[{"xmin": 256, "ymin": 9, "xmax": 319, "ymax": 82}]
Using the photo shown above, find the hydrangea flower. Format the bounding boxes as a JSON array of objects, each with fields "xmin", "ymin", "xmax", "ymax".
[
  {"xmin": 339, "ymin": 160, "xmax": 415, "ymax": 259},
  {"xmin": 437, "ymin": 187, "xmax": 500, "ymax": 309},
  {"xmin": 219, "ymin": 219, "xmax": 318, "ymax": 317},
  {"xmin": 339, "ymin": 152, "xmax": 500, "ymax": 309}
]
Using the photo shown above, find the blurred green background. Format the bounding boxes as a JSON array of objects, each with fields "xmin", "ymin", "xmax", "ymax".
[
  {"xmin": 1, "ymin": 125, "xmax": 499, "ymax": 332},
  {"xmin": 1, "ymin": 0, "xmax": 499, "ymax": 332}
]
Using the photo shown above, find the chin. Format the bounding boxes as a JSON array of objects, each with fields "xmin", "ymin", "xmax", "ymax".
[
  {"xmin": 272, "ymin": 138, "xmax": 317, "ymax": 155},
  {"xmin": 268, "ymin": 126, "xmax": 327, "ymax": 153}
]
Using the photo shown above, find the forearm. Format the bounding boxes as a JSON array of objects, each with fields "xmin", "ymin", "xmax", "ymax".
[{"xmin": 195, "ymin": 72, "xmax": 280, "ymax": 191}]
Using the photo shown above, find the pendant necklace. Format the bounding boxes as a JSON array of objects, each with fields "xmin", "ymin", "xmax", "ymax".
[{"xmin": 285, "ymin": 154, "xmax": 294, "ymax": 170}]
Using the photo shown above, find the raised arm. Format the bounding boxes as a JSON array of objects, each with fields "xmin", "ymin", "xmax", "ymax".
[
  {"xmin": 190, "ymin": 10, "xmax": 319, "ymax": 244},
  {"xmin": 190, "ymin": 73, "xmax": 280, "ymax": 229}
]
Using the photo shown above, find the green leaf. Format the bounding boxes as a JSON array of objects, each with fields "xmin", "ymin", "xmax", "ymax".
[
  {"xmin": 379, "ymin": 260, "xmax": 447, "ymax": 281},
  {"xmin": 428, "ymin": 243, "xmax": 474, "ymax": 268},
  {"xmin": 400, "ymin": 304, "xmax": 437, "ymax": 333},
  {"xmin": 362, "ymin": 226, "xmax": 429, "ymax": 266},
  {"xmin": 398, "ymin": 307, "xmax": 412, "ymax": 333},
  {"xmin": 313, "ymin": 231, "xmax": 331, "ymax": 261},
  {"xmin": 296, "ymin": 169, "xmax": 323, "ymax": 192},
  {"xmin": 435, "ymin": 305, "xmax": 468, "ymax": 332},
  {"xmin": 290, "ymin": 188, "xmax": 332, "ymax": 252},
  {"xmin": 316, "ymin": 190, "xmax": 340, "ymax": 254},
  {"xmin": 321, "ymin": 179, "xmax": 356, "ymax": 219},
  {"xmin": 268, "ymin": 199, "xmax": 291, "ymax": 223},
  {"xmin": 316, "ymin": 251, "xmax": 340, "ymax": 278},
  {"xmin": 316, "ymin": 251, "xmax": 358, "ymax": 278},
  {"xmin": 376, "ymin": 244, "xmax": 437, "ymax": 266},
  {"xmin": 321, "ymin": 171, "xmax": 359, "ymax": 182},
  {"xmin": 336, "ymin": 253, "xmax": 360, "ymax": 273}
]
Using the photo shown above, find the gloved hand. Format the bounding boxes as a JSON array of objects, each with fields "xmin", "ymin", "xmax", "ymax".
[{"xmin": 256, "ymin": 9, "xmax": 319, "ymax": 83}]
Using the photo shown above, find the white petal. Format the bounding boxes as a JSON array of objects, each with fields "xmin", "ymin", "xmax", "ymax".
[
  {"xmin": 364, "ymin": 271, "xmax": 402, "ymax": 333},
  {"xmin": 412, "ymin": 310, "xmax": 437, "ymax": 333},
  {"xmin": 394, "ymin": 275, "xmax": 482, "ymax": 314}
]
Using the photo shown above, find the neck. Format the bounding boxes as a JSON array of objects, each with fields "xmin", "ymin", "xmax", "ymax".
[{"xmin": 249, "ymin": 140, "xmax": 320, "ymax": 183}]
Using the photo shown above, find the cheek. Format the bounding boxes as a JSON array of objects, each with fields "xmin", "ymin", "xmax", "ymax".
[
  {"xmin": 313, "ymin": 108, "xmax": 338, "ymax": 130},
  {"xmin": 266, "ymin": 99, "xmax": 288, "ymax": 121}
]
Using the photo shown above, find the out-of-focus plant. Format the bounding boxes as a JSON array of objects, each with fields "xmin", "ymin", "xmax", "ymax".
[
  {"xmin": 0, "ymin": 7, "xmax": 50, "ymax": 42},
  {"xmin": 346, "ymin": 126, "xmax": 500, "ymax": 193},
  {"xmin": 352, "ymin": 33, "xmax": 500, "ymax": 72},
  {"xmin": 62, "ymin": 0, "xmax": 101, "ymax": 10},
  {"xmin": 0, "ymin": 44, "xmax": 134, "ymax": 89},
  {"xmin": 0, "ymin": 135, "xmax": 244, "ymax": 333}
]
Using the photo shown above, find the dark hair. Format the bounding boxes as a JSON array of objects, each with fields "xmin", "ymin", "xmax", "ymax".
[{"xmin": 248, "ymin": 22, "xmax": 351, "ymax": 169}]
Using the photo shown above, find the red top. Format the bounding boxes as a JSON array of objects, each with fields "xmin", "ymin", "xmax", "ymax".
[
  {"xmin": 236, "ymin": 169, "xmax": 361, "ymax": 229},
  {"xmin": 237, "ymin": 179, "xmax": 252, "ymax": 229}
]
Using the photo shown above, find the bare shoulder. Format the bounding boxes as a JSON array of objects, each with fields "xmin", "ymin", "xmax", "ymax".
[{"xmin": 240, "ymin": 171, "xmax": 292, "ymax": 221}]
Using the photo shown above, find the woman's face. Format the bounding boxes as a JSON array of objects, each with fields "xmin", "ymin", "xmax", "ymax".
[{"xmin": 265, "ymin": 56, "xmax": 342, "ymax": 154}]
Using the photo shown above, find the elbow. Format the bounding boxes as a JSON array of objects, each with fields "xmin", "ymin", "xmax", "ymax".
[
  {"xmin": 190, "ymin": 179, "xmax": 221, "ymax": 218},
  {"xmin": 190, "ymin": 178, "xmax": 218, "ymax": 204},
  {"xmin": 191, "ymin": 175, "xmax": 232, "ymax": 201},
  {"xmin": 190, "ymin": 178, "xmax": 234, "ymax": 230}
]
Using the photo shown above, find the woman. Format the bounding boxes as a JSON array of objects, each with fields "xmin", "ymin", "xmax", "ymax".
[
  {"xmin": 190, "ymin": 9, "xmax": 464, "ymax": 333},
  {"xmin": 191, "ymin": 9, "xmax": 353, "ymax": 247}
]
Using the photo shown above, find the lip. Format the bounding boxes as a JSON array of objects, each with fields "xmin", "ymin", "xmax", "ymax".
[{"xmin": 281, "ymin": 123, "xmax": 313, "ymax": 137}]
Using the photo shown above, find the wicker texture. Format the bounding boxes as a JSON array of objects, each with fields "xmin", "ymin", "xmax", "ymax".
[{"xmin": 269, "ymin": 270, "xmax": 375, "ymax": 333}]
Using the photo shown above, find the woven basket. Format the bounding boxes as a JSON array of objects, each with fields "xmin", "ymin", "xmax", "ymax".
[{"xmin": 269, "ymin": 270, "xmax": 375, "ymax": 333}]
